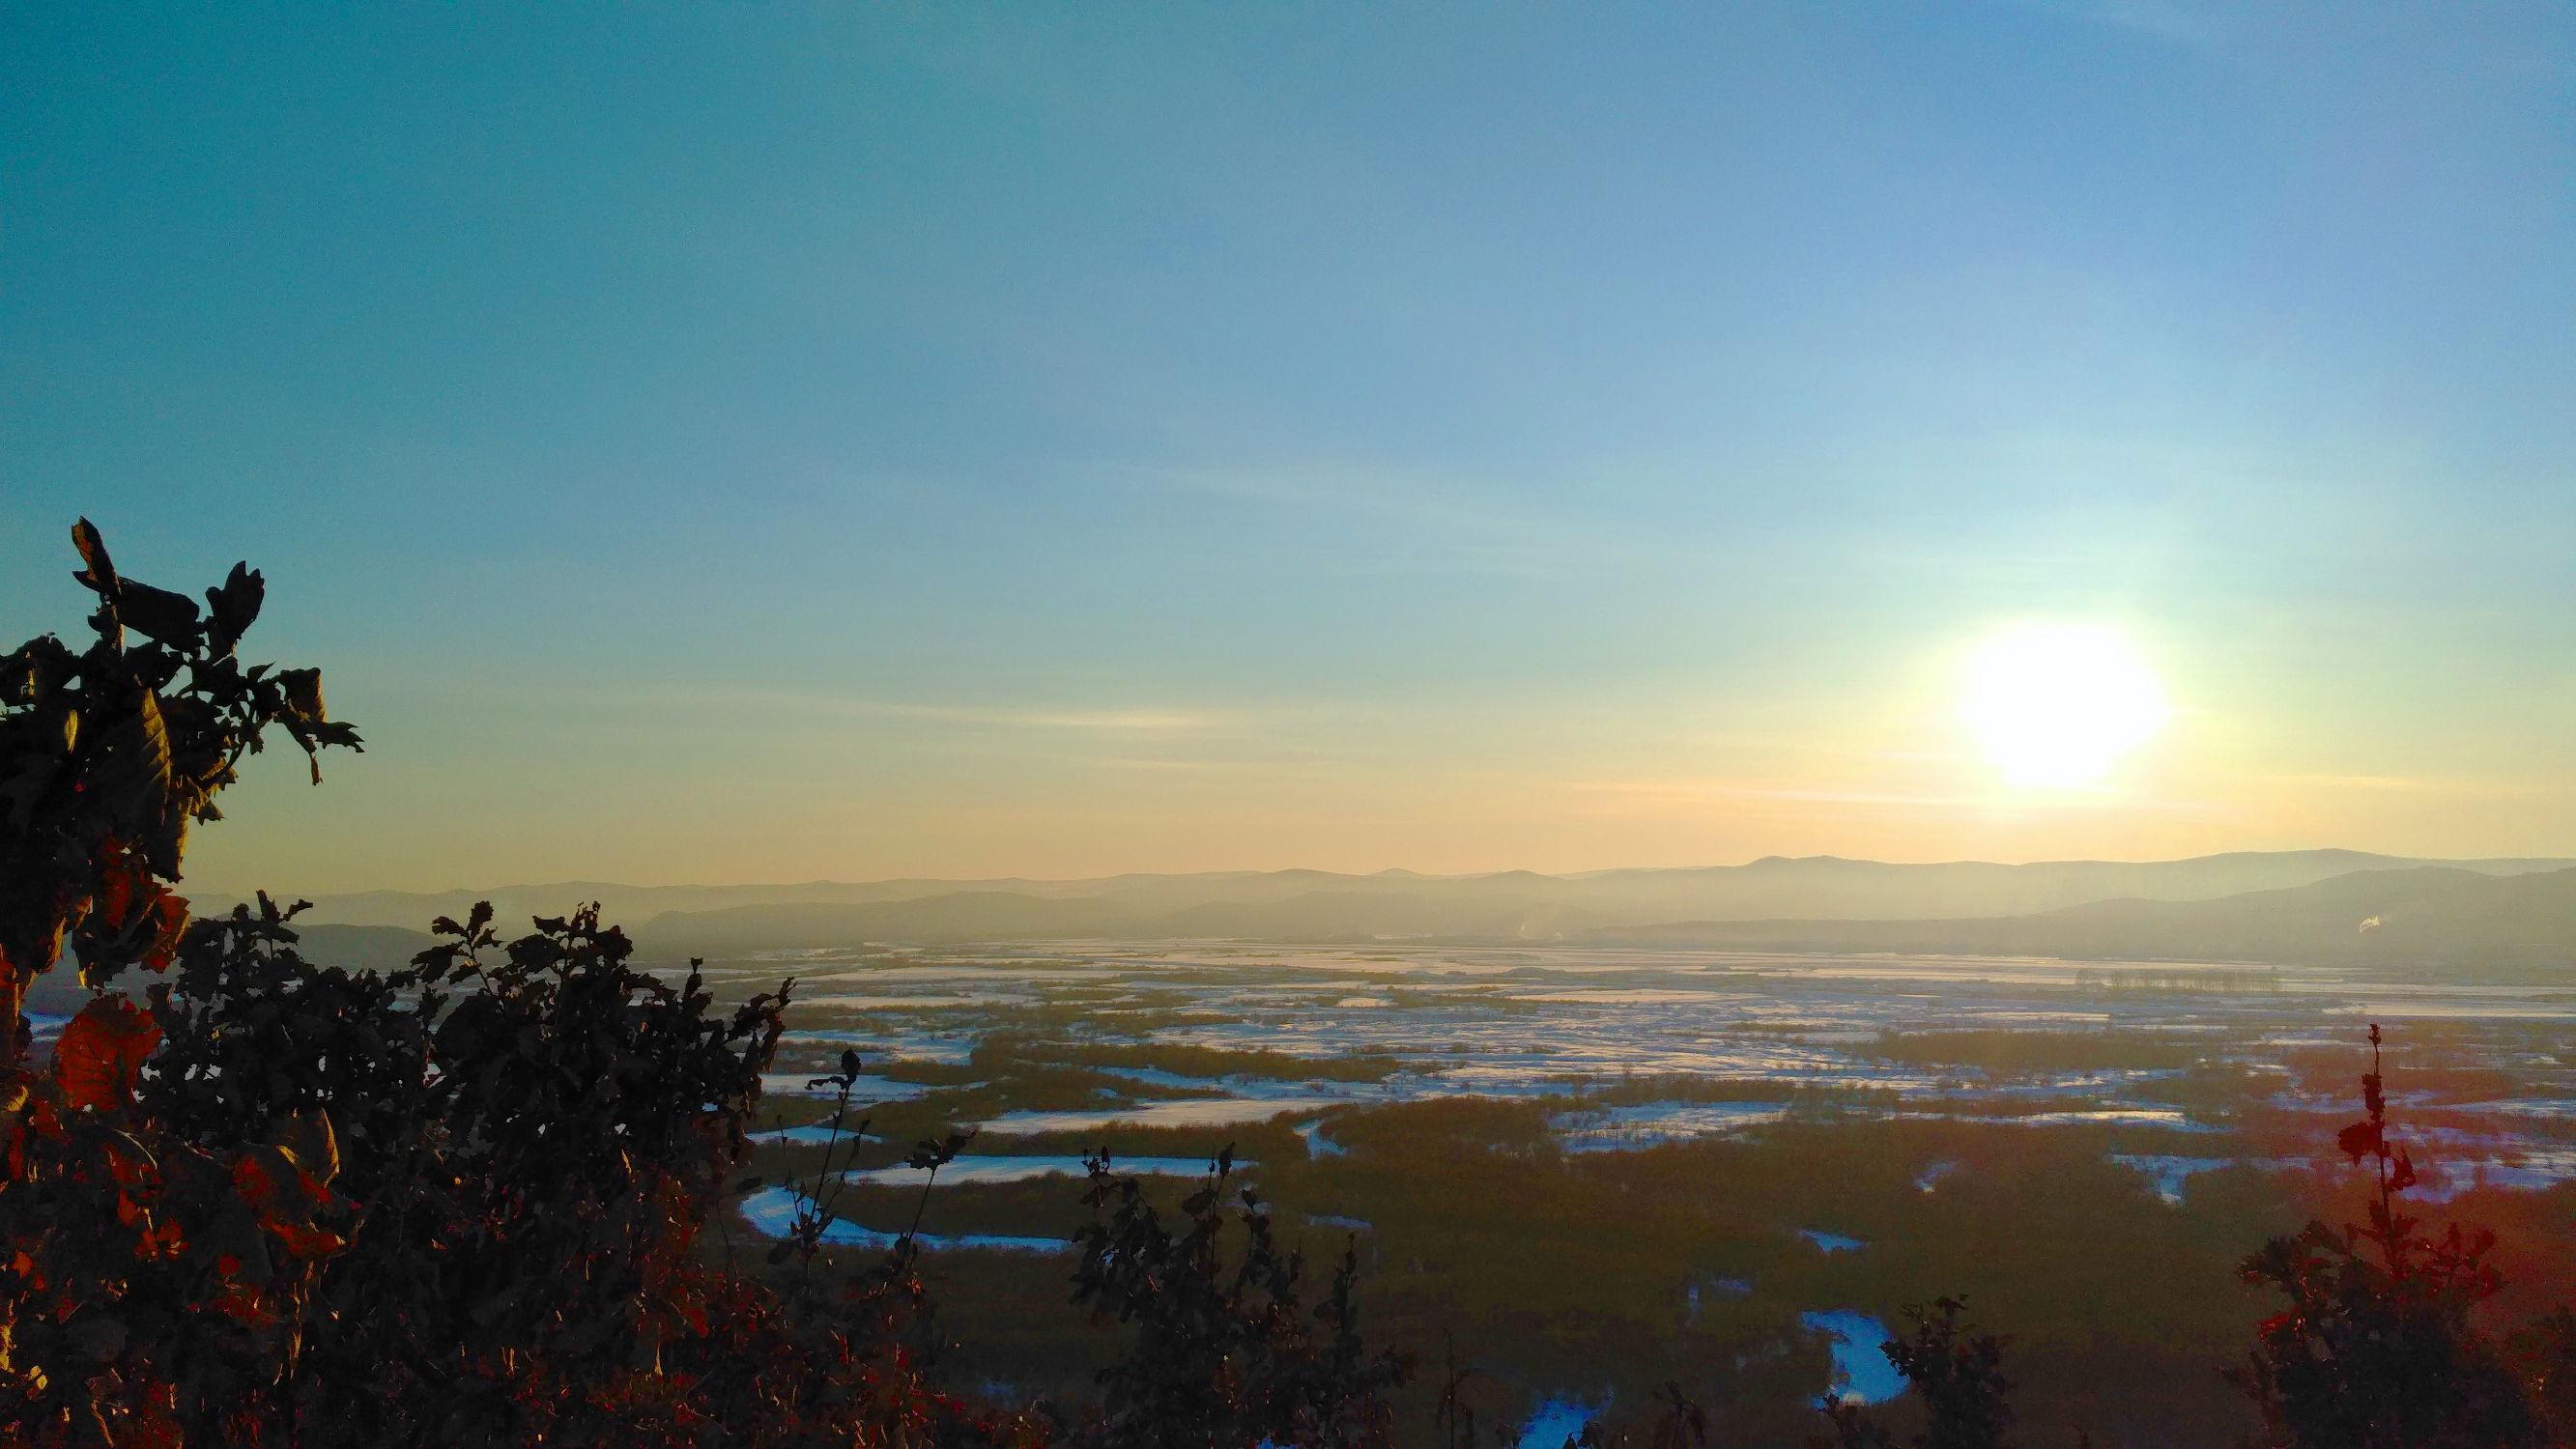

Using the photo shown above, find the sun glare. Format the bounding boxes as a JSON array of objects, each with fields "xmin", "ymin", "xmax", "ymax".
[{"xmin": 1959, "ymin": 624, "xmax": 2169, "ymax": 789}]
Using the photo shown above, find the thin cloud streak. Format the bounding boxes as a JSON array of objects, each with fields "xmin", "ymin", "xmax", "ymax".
[
  {"xmin": 1099, "ymin": 462, "xmax": 1641, "ymax": 582},
  {"xmin": 1563, "ymin": 776, "xmax": 2221, "ymax": 816},
  {"xmin": 553, "ymin": 683, "xmax": 1256, "ymax": 735},
  {"xmin": 841, "ymin": 701, "xmax": 1230, "ymax": 732},
  {"xmin": 1565, "ymin": 778, "xmax": 2003, "ymax": 812}
]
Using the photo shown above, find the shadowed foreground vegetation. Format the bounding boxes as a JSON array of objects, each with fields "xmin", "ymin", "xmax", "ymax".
[{"xmin": 5, "ymin": 526, "xmax": 2574, "ymax": 1446}]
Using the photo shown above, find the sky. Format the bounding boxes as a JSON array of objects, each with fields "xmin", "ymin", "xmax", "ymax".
[{"xmin": 5, "ymin": 3, "xmax": 2574, "ymax": 892}]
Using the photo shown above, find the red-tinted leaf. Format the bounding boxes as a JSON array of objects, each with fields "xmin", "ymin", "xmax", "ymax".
[
  {"xmin": 98, "ymin": 853, "xmax": 139, "ymax": 925},
  {"xmin": 56, "ymin": 996, "xmax": 160, "ymax": 1111},
  {"xmin": 2335, "ymin": 1120, "xmax": 2380, "ymax": 1162},
  {"xmin": 213, "ymin": 1286, "xmax": 277, "ymax": 1328},
  {"xmin": 233, "ymin": 1141, "xmax": 345, "ymax": 1262},
  {"xmin": 269, "ymin": 1221, "xmax": 347, "ymax": 1259},
  {"xmin": 142, "ymin": 889, "xmax": 188, "ymax": 971},
  {"xmin": 233, "ymin": 1146, "xmax": 296, "ymax": 1215}
]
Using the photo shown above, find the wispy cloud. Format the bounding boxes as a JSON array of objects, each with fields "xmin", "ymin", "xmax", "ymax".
[
  {"xmin": 589, "ymin": 683, "xmax": 1247, "ymax": 735},
  {"xmin": 1563, "ymin": 777, "xmax": 1997, "ymax": 812},
  {"xmin": 1564, "ymin": 775, "xmax": 2218, "ymax": 816},
  {"xmin": 2024, "ymin": 0, "xmax": 2233, "ymax": 47},
  {"xmin": 839, "ymin": 701, "xmax": 1229, "ymax": 732},
  {"xmin": 1086, "ymin": 756, "xmax": 1243, "ymax": 773},
  {"xmin": 2252, "ymin": 772, "xmax": 2538, "ymax": 798},
  {"xmin": 1097, "ymin": 462, "xmax": 1636, "ymax": 582}
]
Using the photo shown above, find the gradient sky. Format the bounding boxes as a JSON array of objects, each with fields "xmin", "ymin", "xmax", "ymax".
[{"xmin": 6, "ymin": 4, "xmax": 2574, "ymax": 892}]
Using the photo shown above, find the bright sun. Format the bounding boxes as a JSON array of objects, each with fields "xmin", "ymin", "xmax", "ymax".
[{"xmin": 1959, "ymin": 624, "xmax": 2169, "ymax": 789}]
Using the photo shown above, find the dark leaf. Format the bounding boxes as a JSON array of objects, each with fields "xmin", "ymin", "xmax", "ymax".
[
  {"xmin": 64, "ymin": 1310, "xmax": 129, "ymax": 1363},
  {"xmin": 204, "ymin": 560, "xmax": 265, "ymax": 653},
  {"xmin": 274, "ymin": 667, "xmax": 327, "ymax": 723},
  {"xmin": 71, "ymin": 517, "xmax": 116, "ymax": 594},
  {"xmin": 115, "ymin": 580, "xmax": 203, "ymax": 647}
]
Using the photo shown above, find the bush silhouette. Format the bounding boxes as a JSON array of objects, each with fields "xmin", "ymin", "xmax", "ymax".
[
  {"xmin": 1803, "ymin": 1027, "xmax": 2576, "ymax": 1449},
  {"xmin": 0, "ymin": 522, "xmax": 1411, "ymax": 1447},
  {"xmin": 1814, "ymin": 1297, "xmax": 2014, "ymax": 1449},
  {"xmin": 1070, "ymin": 1149, "xmax": 1408, "ymax": 1448},
  {"xmin": 2228, "ymin": 1023, "xmax": 2556, "ymax": 1449}
]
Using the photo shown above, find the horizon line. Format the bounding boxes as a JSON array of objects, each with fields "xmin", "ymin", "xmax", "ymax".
[{"xmin": 187, "ymin": 845, "xmax": 2576, "ymax": 900}]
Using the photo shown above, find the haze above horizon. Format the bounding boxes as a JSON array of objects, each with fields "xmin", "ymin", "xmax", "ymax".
[{"xmin": 7, "ymin": 4, "xmax": 2574, "ymax": 894}]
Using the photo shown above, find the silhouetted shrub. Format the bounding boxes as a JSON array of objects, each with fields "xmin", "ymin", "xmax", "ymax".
[
  {"xmin": 1810, "ymin": 1025, "xmax": 2576, "ymax": 1449},
  {"xmin": 1, "ymin": 522, "xmax": 1413, "ymax": 1448},
  {"xmin": 2229, "ymin": 1023, "xmax": 2551, "ymax": 1449},
  {"xmin": 1069, "ymin": 1148, "xmax": 1410, "ymax": 1448},
  {"xmin": 2, "ymin": 522, "xmax": 371, "ymax": 1441},
  {"xmin": 1813, "ymin": 1297, "xmax": 2013, "ymax": 1449},
  {"xmin": 0, "ymin": 525, "xmax": 1017, "ymax": 1444}
]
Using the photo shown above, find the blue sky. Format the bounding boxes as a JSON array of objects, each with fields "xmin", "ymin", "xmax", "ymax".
[{"xmin": 6, "ymin": 4, "xmax": 2573, "ymax": 889}]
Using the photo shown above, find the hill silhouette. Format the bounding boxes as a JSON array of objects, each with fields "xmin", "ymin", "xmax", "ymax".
[
  {"xmin": 1588, "ymin": 865, "xmax": 2576, "ymax": 971},
  {"xmin": 221, "ymin": 851, "xmax": 2576, "ymax": 966}
]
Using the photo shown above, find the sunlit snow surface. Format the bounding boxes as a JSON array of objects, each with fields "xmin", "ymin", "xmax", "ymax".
[
  {"xmin": 1556, "ymin": 1101, "xmax": 1789, "ymax": 1151},
  {"xmin": 1297, "ymin": 1119, "xmax": 1347, "ymax": 1157},
  {"xmin": 749, "ymin": 1122, "xmax": 881, "ymax": 1147},
  {"xmin": 844, "ymin": 1154, "xmax": 1223, "ymax": 1186},
  {"xmin": 982, "ymin": 1095, "xmax": 1358, "ymax": 1134},
  {"xmin": 758, "ymin": 1072, "xmax": 931, "ymax": 1101},
  {"xmin": 735, "ymin": 1186, "xmax": 1069, "ymax": 1254},
  {"xmin": 697, "ymin": 942, "xmax": 2576, "ymax": 1195}
]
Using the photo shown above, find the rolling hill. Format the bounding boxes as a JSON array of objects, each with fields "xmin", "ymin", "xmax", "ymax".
[
  {"xmin": 228, "ymin": 850, "xmax": 2568, "ymax": 942},
  {"xmin": 189, "ymin": 852, "xmax": 2576, "ymax": 970},
  {"xmin": 1585, "ymin": 866, "xmax": 2576, "ymax": 971}
]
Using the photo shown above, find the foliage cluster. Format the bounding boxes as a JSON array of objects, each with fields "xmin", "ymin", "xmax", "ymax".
[
  {"xmin": 2226, "ymin": 1025, "xmax": 2576, "ymax": 1449},
  {"xmin": 0, "ymin": 526, "xmax": 1405, "ymax": 1447}
]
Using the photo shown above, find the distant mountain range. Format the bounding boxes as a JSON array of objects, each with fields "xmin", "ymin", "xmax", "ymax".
[
  {"xmin": 1586, "ymin": 865, "xmax": 2576, "ymax": 973},
  {"xmin": 191, "ymin": 850, "xmax": 2576, "ymax": 971}
]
